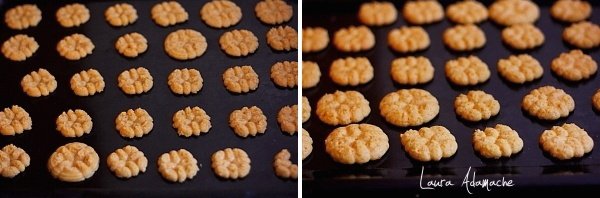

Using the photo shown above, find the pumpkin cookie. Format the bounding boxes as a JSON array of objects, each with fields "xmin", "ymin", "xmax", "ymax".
[
  {"xmin": 223, "ymin": 66, "xmax": 259, "ymax": 93},
  {"xmin": 271, "ymin": 61, "xmax": 298, "ymax": 88},
  {"xmin": 551, "ymin": 0, "xmax": 591, "ymax": 23},
  {"xmin": 0, "ymin": 144, "xmax": 30, "ymax": 178},
  {"xmin": 454, "ymin": 90, "xmax": 500, "ymax": 122},
  {"xmin": 489, "ymin": 0, "xmax": 539, "ymax": 26},
  {"xmin": 118, "ymin": 67, "xmax": 153, "ymax": 95},
  {"xmin": 219, "ymin": 29, "xmax": 259, "ymax": 57},
  {"xmin": 302, "ymin": 129, "xmax": 312, "ymax": 160},
  {"xmin": 522, "ymin": 86, "xmax": 574, "ymax": 120},
  {"xmin": 151, "ymin": 1, "xmax": 188, "ymax": 27},
  {"xmin": 70, "ymin": 69, "xmax": 105, "ymax": 96},
  {"xmin": 164, "ymin": 29, "xmax": 207, "ymax": 60},
  {"xmin": 473, "ymin": 124, "xmax": 523, "ymax": 159},
  {"xmin": 115, "ymin": 32, "xmax": 147, "ymax": 58},
  {"xmin": 402, "ymin": 0, "xmax": 444, "ymax": 25},
  {"xmin": 302, "ymin": 27, "xmax": 329, "ymax": 53},
  {"xmin": 107, "ymin": 145, "xmax": 147, "ymax": 179},
  {"xmin": 443, "ymin": 24, "xmax": 486, "ymax": 51},
  {"xmin": 105, "ymin": 3, "xmax": 138, "ymax": 27},
  {"xmin": 158, "ymin": 149, "xmax": 199, "ymax": 182},
  {"xmin": 2, "ymin": 34, "xmax": 39, "ymax": 61},
  {"xmin": 445, "ymin": 56, "xmax": 490, "ymax": 86},
  {"xmin": 56, "ymin": 3, "xmax": 90, "ymax": 27},
  {"xmin": 267, "ymin": 26, "xmax": 298, "ymax": 51},
  {"xmin": 277, "ymin": 105, "xmax": 297, "ymax": 135},
  {"xmin": 400, "ymin": 126, "xmax": 458, "ymax": 162},
  {"xmin": 316, "ymin": 90, "xmax": 371, "ymax": 126},
  {"xmin": 229, "ymin": 106, "xmax": 267, "ymax": 138},
  {"xmin": 200, "ymin": 0, "xmax": 242, "ymax": 28},
  {"xmin": 390, "ymin": 56, "xmax": 434, "ymax": 85},
  {"xmin": 273, "ymin": 149, "xmax": 297, "ymax": 179},
  {"xmin": 329, "ymin": 57, "xmax": 374, "ymax": 86},
  {"xmin": 172, "ymin": 106, "xmax": 211, "ymax": 137},
  {"xmin": 168, "ymin": 68, "xmax": 203, "ymax": 95},
  {"xmin": 540, "ymin": 123, "xmax": 593, "ymax": 160},
  {"xmin": 0, "ymin": 105, "xmax": 32, "ymax": 136},
  {"xmin": 56, "ymin": 109, "xmax": 92, "ymax": 138},
  {"xmin": 325, "ymin": 124, "xmax": 389, "ymax": 164},
  {"xmin": 255, "ymin": 0, "xmax": 293, "ymax": 25},
  {"xmin": 57, "ymin": 34, "xmax": 94, "ymax": 60},
  {"xmin": 302, "ymin": 61, "xmax": 321, "ymax": 89},
  {"xmin": 211, "ymin": 148, "xmax": 251, "ymax": 179},
  {"xmin": 358, "ymin": 1, "xmax": 397, "ymax": 26},
  {"xmin": 21, "ymin": 68, "xmax": 57, "ymax": 97},
  {"xmin": 446, "ymin": 0, "xmax": 488, "ymax": 24},
  {"xmin": 302, "ymin": 96, "xmax": 311, "ymax": 123},
  {"xmin": 497, "ymin": 54, "xmax": 543, "ymax": 84},
  {"xmin": 48, "ymin": 142, "xmax": 99, "ymax": 182},
  {"xmin": 551, "ymin": 50, "xmax": 597, "ymax": 81},
  {"xmin": 387, "ymin": 26, "xmax": 430, "ymax": 53},
  {"xmin": 115, "ymin": 108, "xmax": 154, "ymax": 138},
  {"xmin": 563, "ymin": 21, "xmax": 600, "ymax": 49},
  {"xmin": 502, "ymin": 24, "xmax": 545, "ymax": 50},
  {"xmin": 4, "ymin": 4, "xmax": 41, "ymax": 30},
  {"xmin": 379, "ymin": 89, "xmax": 439, "ymax": 127},
  {"xmin": 333, "ymin": 26, "xmax": 375, "ymax": 52}
]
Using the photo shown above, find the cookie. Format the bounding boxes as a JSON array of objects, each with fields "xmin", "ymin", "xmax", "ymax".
[
  {"xmin": 325, "ymin": 124, "xmax": 389, "ymax": 164},
  {"xmin": 223, "ymin": 65, "xmax": 259, "ymax": 93},
  {"xmin": 302, "ymin": 129, "xmax": 312, "ymax": 160},
  {"xmin": 118, "ymin": 67, "xmax": 154, "ymax": 95},
  {"xmin": 200, "ymin": 0, "xmax": 242, "ymax": 28},
  {"xmin": 56, "ymin": 3, "xmax": 90, "ymax": 27},
  {"xmin": 551, "ymin": 50, "xmax": 597, "ymax": 81},
  {"xmin": 446, "ymin": 0, "xmax": 488, "ymax": 24},
  {"xmin": 358, "ymin": 1, "xmax": 397, "ymax": 26},
  {"xmin": 302, "ymin": 61, "xmax": 321, "ymax": 89},
  {"xmin": 2, "ymin": 34, "xmax": 39, "ymax": 61},
  {"xmin": 489, "ymin": 0, "xmax": 539, "ymax": 26},
  {"xmin": 219, "ymin": 29, "xmax": 259, "ymax": 57},
  {"xmin": 387, "ymin": 26, "xmax": 430, "ymax": 53},
  {"xmin": 329, "ymin": 57, "xmax": 374, "ymax": 86},
  {"xmin": 70, "ymin": 68, "xmax": 105, "ymax": 96},
  {"xmin": 502, "ymin": 24, "xmax": 545, "ymax": 50},
  {"xmin": 115, "ymin": 108, "xmax": 154, "ymax": 138},
  {"xmin": 402, "ymin": 0, "xmax": 444, "ymax": 25},
  {"xmin": 0, "ymin": 105, "xmax": 32, "ymax": 136},
  {"xmin": 105, "ymin": 3, "xmax": 138, "ymax": 27},
  {"xmin": 211, "ymin": 148, "xmax": 251, "ymax": 179},
  {"xmin": 21, "ymin": 68, "xmax": 57, "ymax": 97},
  {"xmin": 551, "ymin": 0, "xmax": 591, "ymax": 23},
  {"xmin": 302, "ymin": 27, "xmax": 329, "ymax": 53},
  {"xmin": 443, "ymin": 24, "xmax": 486, "ymax": 51},
  {"xmin": 168, "ymin": 68, "xmax": 203, "ymax": 95},
  {"xmin": 400, "ymin": 126, "xmax": 458, "ymax": 162},
  {"xmin": 522, "ymin": 86, "xmax": 574, "ymax": 120},
  {"xmin": 158, "ymin": 149, "xmax": 199, "ymax": 183},
  {"xmin": 0, "ymin": 144, "xmax": 30, "ymax": 178},
  {"xmin": 497, "ymin": 54, "xmax": 543, "ymax": 84},
  {"xmin": 563, "ymin": 21, "xmax": 600, "ymax": 49},
  {"xmin": 172, "ymin": 106, "xmax": 211, "ymax": 137},
  {"xmin": 540, "ymin": 123, "xmax": 593, "ymax": 160},
  {"xmin": 594, "ymin": 90, "xmax": 600, "ymax": 111},
  {"xmin": 164, "ymin": 29, "xmax": 207, "ymax": 60},
  {"xmin": 277, "ymin": 105, "xmax": 297, "ymax": 135},
  {"xmin": 115, "ymin": 32, "xmax": 148, "ymax": 58},
  {"xmin": 379, "ymin": 89, "xmax": 439, "ymax": 127},
  {"xmin": 445, "ymin": 56, "xmax": 490, "ymax": 86},
  {"xmin": 4, "ymin": 4, "xmax": 41, "ymax": 30},
  {"xmin": 454, "ymin": 90, "xmax": 500, "ymax": 122},
  {"xmin": 271, "ymin": 61, "xmax": 298, "ymax": 88},
  {"xmin": 390, "ymin": 56, "xmax": 435, "ymax": 85},
  {"xmin": 473, "ymin": 124, "xmax": 523, "ymax": 159},
  {"xmin": 273, "ymin": 149, "xmax": 297, "ymax": 179},
  {"xmin": 229, "ymin": 106, "xmax": 267, "ymax": 138},
  {"xmin": 48, "ymin": 142, "xmax": 99, "ymax": 182},
  {"xmin": 56, "ymin": 109, "xmax": 92, "ymax": 138},
  {"xmin": 107, "ymin": 145, "xmax": 147, "ymax": 179},
  {"xmin": 57, "ymin": 33, "xmax": 94, "ymax": 60},
  {"xmin": 333, "ymin": 26, "xmax": 375, "ymax": 52},
  {"xmin": 302, "ymin": 96, "xmax": 311, "ymax": 123},
  {"xmin": 151, "ymin": 1, "xmax": 188, "ymax": 27},
  {"xmin": 316, "ymin": 90, "xmax": 371, "ymax": 126},
  {"xmin": 267, "ymin": 26, "xmax": 298, "ymax": 51},
  {"xmin": 255, "ymin": 0, "xmax": 293, "ymax": 25}
]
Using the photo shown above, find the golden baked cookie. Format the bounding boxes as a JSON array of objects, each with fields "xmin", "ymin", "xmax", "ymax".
[
  {"xmin": 229, "ymin": 106, "xmax": 267, "ymax": 138},
  {"xmin": 277, "ymin": 105, "xmax": 297, "ymax": 135},
  {"xmin": 56, "ymin": 3, "xmax": 89, "ymax": 27},
  {"xmin": 273, "ymin": 149, "xmax": 297, "ymax": 179},
  {"xmin": 219, "ymin": 29, "xmax": 259, "ymax": 57},
  {"xmin": 164, "ymin": 29, "xmax": 207, "ymax": 60},
  {"xmin": 502, "ymin": 24, "xmax": 545, "ymax": 50},
  {"xmin": 302, "ymin": 128, "xmax": 312, "ymax": 160},
  {"xmin": 56, "ymin": 109, "xmax": 92, "ymax": 138},
  {"xmin": 473, "ymin": 124, "xmax": 523, "ymax": 159},
  {"xmin": 302, "ymin": 61, "xmax": 321, "ymax": 89},
  {"xmin": 522, "ymin": 86, "xmax": 574, "ymax": 120},
  {"xmin": 563, "ymin": 21, "xmax": 600, "ymax": 49},
  {"xmin": 402, "ymin": 0, "xmax": 444, "ymax": 25},
  {"xmin": 497, "ymin": 54, "xmax": 543, "ymax": 84},
  {"xmin": 551, "ymin": 50, "xmax": 597, "ymax": 81},
  {"xmin": 172, "ymin": 106, "xmax": 211, "ymax": 137},
  {"xmin": 540, "ymin": 123, "xmax": 593, "ymax": 160},
  {"xmin": 329, "ymin": 57, "xmax": 374, "ymax": 86},
  {"xmin": 387, "ymin": 26, "xmax": 430, "ymax": 53},
  {"xmin": 325, "ymin": 124, "xmax": 389, "ymax": 164},
  {"xmin": 222, "ymin": 65, "xmax": 259, "ymax": 93},
  {"xmin": 255, "ymin": 0, "xmax": 293, "ymax": 25},
  {"xmin": 271, "ymin": 61, "xmax": 298, "ymax": 88},
  {"xmin": 551, "ymin": 0, "xmax": 591, "ymax": 23},
  {"xmin": 107, "ymin": 145, "xmax": 147, "ymax": 179},
  {"xmin": 158, "ymin": 149, "xmax": 199, "ymax": 183},
  {"xmin": 21, "ymin": 68, "xmax": 57, "ymax": 97},
  {"xmin": 446, "ymin": 0, "xmax": 488, "ymax": 24},
  {"xmin": 168, "ymin": 68, "xmax": 203, "ymax": 95},
  {"xmin": 118, "ymin": 67, "xmax": 153, "ymax": 95},
  {"xmin": 151, "ymin": 1, "xmax": 188, "ymax": 27},
  {"xmin": 379, "ymin": 89, "xmax": 439, "ymax": 127},
  {"xmin": 57, "ymin": 33, "xmax": 94, "ymax": 60},
  {"xmin": 302, "ymin": 27, "xmax": 329, "ymax": 53},
  {"xmin": 302, "ymin": 96, "xmax": 311, "ymax": 123},
  {"xmin": 443, "ymin": 24, "xmax": 486, "ymax": 51},
  {"xmin": 333, "ymin": 26, "xmax": 375, "ymax": 52},
  {"xmin": 390, "ymin": 56, "xmax": 434, "ymax": 85},
  {"xmin": 593, "ymin": 90, "xmax": 600, "ymax": 111},
  {"xmin": 115, "ymin": 108, "xmax": 154, "ymax": 138},
  {"xmin": 267, "ymin": 26, "xmax": 298, "ymax": 51},
  {"xmin": 48, "ymin": 142, "xmax": 99, "ymax": 182},
  {"xmin": 211, "ymin": 148, "xmax": 251, "ymax": 179},
  {"xmin": 445, "ymin": 56, "xmax": 490, "ymax": 86},
  {"xmin": 358, "ymin": 1, "xmax": 397, "ymax": 26},
  {"xmin": 105, "ymin": 3, "xmax": 138, "ymax": 27},
  {"xmin": 200, "ymin": 0, "xmax": 242, "ymax": 28},
  {"xmin": 316, "ymin": 90, "xmax": 371, "ymax": 126},
  {"xmin": 0, "ymin": 105, "xmax": 32, "ymax": 136},
  {"xmin": 454, "ymin": 90, "xmax": 500, "ymax": 122},
  {"xmin": 489, "ymin": 0, "xmax": 539, "ymax": 26},
  {"xmin": 2, "ymin": 34, "xmax": 39, "ymax": 61},
  {"xmin": 115, "ymin": 32, "xmax": 147, "ymax": 58},
  {"xmin": 5, "ymin": 4, "xmax": 41, "ymax": 30},
  {"xmin": 70, "ymin": 69, "xmax": 105, "ymax": 96},
  {"xmin": 0, "ymin": 144, "xmax": 30, "ymax": 178},
  {"xmin": 400, "ymin": 126, "xmax": 458, "ymax": 162}
]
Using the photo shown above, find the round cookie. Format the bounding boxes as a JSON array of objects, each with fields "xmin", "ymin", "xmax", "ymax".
[
  {"xmin": 325, "ymin": 124, "xmax": 389, "ymax": 164},
  {"xmin": 107, "ymin": 145, "xmax": 147, "ymax": 179},
  {"xmin": 551, "ymin": 50, "xmax": 597, "ymax": 81},
  {"xmin": 222, "ymin": 65, "xmax": 259, "ymax": 93},
  {"xmin": 168, "ymin": 68, "xmax": 203, "ymax": 95},
  {"xmin": 402, "ymin": 0, "xmax": 444, "ymax": 25},
  {"xmin": 229, "ymin": 106, "xmax": 267, "ymax": 138},
  {"xmin": 0, "ymin": 105, "xmax": 32, "ymax": 136},
  {"xmin": 118, "ymin": 67, "xmax": 153, "ymax": 95},
  {"xmin": 200, "ymin": 0, "xmax": 242, "ymax": 28},
  {"xmin": 473, "ymin": 124, "xmax": 523, "ymax": 159},
  {"xmin": 211, "ymin": 148, "xmax": 251, "ymax": 179},
  {"xmin": 302, "ymin": 27, "xmax": 329, "ymax": 53},
  {"xmin": 48, "ymin": 142, "xmax": 99, "ymax": 182},
  {"xmin": 551, "ymin": 0, "xmax": 591, "ymax": 23},
  {"xmin": 593, "ymin": 90, "xmax": 600, "ymax": 111},
  {"xmin": 158, "ymin": 149, "xmax": 199, "ymax": 182},
  {"xmin": 379, "ymin": 89, "xmax": 439, "ymax": 127},
  {"xmin": 302, "ymin": 128, "xmax": 312, "ymax": 160},
  {"xmin": 255, "ymin": 0, "xmax": 293, "ymax": 25},
  {"xmin": 172, "ymin": 106, "xmax": 211, "ymax": 137},
  {"xmin": 70, "ymin": 69, "xmax": 105, "ymax": 96},
  {"xmin": 329, "ymin": 57, "xmax": 374, "ymax": 86},
  {"xmin": 454, "ymin": 90, "xmax": 500, "ymax": 122},
  {"xmin": 56, "ymin": 3, "xmax": 90, "ymax": 28},
  {"xmin": 443, "ymin": 24, "xmax": 486, "ymax": 51},
  {"xmin": 446, "ymin": 0, "xmax": 488, "ymax": 24},
  {"xmin": 302, "ymin": 96, "xmax": 311, "ymax": 123},
  {"xmin": 164, "ymin": 29, "xmax": 207, "ymax": 60},
  {"xmin": 115, "ymin": 108, "xmax": 154, "ymax": 138},
  {"xmin": 277, "ymin": 105, "xmax": 297, "ymax": 135},
  {"xmin": 387, "ymin": 26, "xmax": 430, "ymax": 53},
  {"xmin": 115, "ymin": 32, "xmax": 148, "ymax": 58},
  {"xmin": 21, "ymin": 68, "xmax": 57, "ymax": 97},
  {"xmin": 502, "ymin": 24, "xmax": 545, "ymax": 50},
  {"xmin": 489, "ymin": 0, "xmax": 539, "ymax": 26},
  {"xmin": 56, "ymin": 109, "xmax": 92, "ymax": 138},
  {"xmin": 445, "ymin": 56, "xmax": 490, "ymax": 86},
  {"xmin": 522, "ymin": 86, "xmax": 574, "ymax": 120},
  {"xmin": 563, "ymin": 21, "xmax": 600, "ymax": 49},
  {"xmin": 302, "ymin": 61, "xmax": 321, "ymax": 89},
  {"xmin": 400, "ymin": 126, "xmax": 458, "ymax": 162},
  {"xmin": 497, "ymin": 54, "xmax": 543, "ymax": 84},
  {"xmin": 540, "ymin": 123, "xmax": 593, "ymax": 160},
  {"xmin": 2, "ymin": 34, "xmax": 39, "ymax": 61},
  {"xmin": 151, "ymin": 1, "xmax": 188, "ymax": 27},
  {"xmin": 273, "ymin": 149, "xmax": 297, "ymax": 179},
  {"xmin": 57, "ymin": 33, "xmax": 94, "ymax": 60},
  {"xmin": 219, "ymin": 29, "xmax": 259, "ymax": 57},
  {"xmin": 390, "ymin": 56, "xmax": 434, "ymax": 85},
  {"xmin": 271, "ymin": 61, "xmax": 298, "ymax": 88},
  {"xmin": 267, "ymin": 26, "xmax": 298, "ymax": 51},
  {"xmin": 105, "ymin": 3, "xmax": 138, "ymax": 27},
  {"xmin": 4, "ymin": 4, "xmax": 41, "ymax": 30},
  {"xmin": 358, "ymin": 1, "xmax": 397, "ymax": 26},
  {"xmin": 333, "ymin": 25, "xmax": 375, "ymax": 52},
  {"xmin": 0, "ymin": 144, "xmax": 30, "ymax": 178},
  {"xmin": 316, "ymin": 90, "xmax": 371, "ymax": 126}
]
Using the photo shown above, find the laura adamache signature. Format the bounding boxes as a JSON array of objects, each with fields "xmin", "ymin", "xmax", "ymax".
[{"xmin": 419, "ymin": 166, "xmax": 514, "ymax": 194}]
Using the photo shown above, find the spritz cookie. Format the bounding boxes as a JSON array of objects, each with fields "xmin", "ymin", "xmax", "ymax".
[
  {"xmin": 387, "ymin": 26, "xmax": 430, "ymax": 53},
  {"xmin": 302, "ymin": 129, "xmax": 312, "ymax": 160},
  {"xmin": 118, "ymin": 67, "xmax": 153, "ymax": 95},
  {"xmin": 57, "ymin": 33, "xmax": 94, "ymax": 60},
  {"xmin": 446, "ymin": 0, "xmax": 488, "ymax": 24},
  {"xmin": 48, "ymin": 142, "xmax": 99, "ymax": 182},
  {"xmin": 522, "ymin": 86, "xmax": 574, "ymax": 120},
  {"xmin": 551, "ymin": 50, "xmax": 597, "ymax": 81},
  {"xmin": 0, "ymin": 144, "xmax": 30, "ymax": 178},
  {"xmin": 325, "ymin": 124, "xmax": 389, "ymax": 164},
  {"xmin": 454, "ymin": 90, "xmax": 500, "ymax": 122},
  {"xmin": 21, "ymin": 68, "xmax": 57, "ymax": 97},
  {"xmin": 540, "ymin": 123, "xmax": 593, "ymax": 160},
  {"xmin": 551, "ymin": 0, "xmax": 591, "ymax": 23},
  {"xmin": 316, "ymin": 90, "xmax": 371, "ymax": 126},
  {"xmin": 302, "ymin": 61, "xmax": 321, "ymax": 89},
  {"xmin": 56, "ymin": 3, "xmax": 89, "ymax": 28},
  {"xmin": 277, "ymin": 105, "xmax": 297, "ymax": 135},
  {"xmin": 2, "ymin": 34, "xmax": 39, "ymax": 61},
  {"xmin": 223, "ymin": 65, "xmax": 259, "ymax": 93},
  {"xmin": 273, "ymin": 149, "xmax": 297, "ymax": 179},
  {"xmin": 443, "ymin": 24, "xmax": 486, "ymax": 51},
  {"xmin": 489, "ymin": 0, "xmax": 539, "ymax": 26},
  {"xmin": 390, "ymin": 56, "xmax": 434, "ymax": 85},
  {"xmin": 329, "ymin": 57, "xmax": 374, "ymax": 86},
  {"xmin": 0, "ymin": 105, "xmax": 32, "ymax": 136},
  {"xmin": 401, "ymin": 126, "xmax": 458, "ymax": 162},
  {"xmin": 158, "ymin": 149, "xmax": 199, "ymax": 183},
  {"xmin": 302, "ymin": 27, "xmax": 329, "ymax": 53},
  {"xmin": 105, "ymin": 3, "xmax": 137, "ymax": 27},
  {"xmin": 172, "ymin": 106, "xmax": 211, "ymax": 137},
  {"xmin": 358, "ymin": 1, "xmax": 397, "ymax": 26},
  {"xmin": 445, "ymin": 56, "xmax": 490, "ymax": 86},
  {"xmin": 56, "ymin": 109, "xmax": 92, "ymax": 138},
  {"xmin": 402, "ymin": 0, "xmax": 444, "ymax": 25},
  {"xmin": 151, "ymin": 1, "xmax": 188, "ymax": 27},
  {"xmin": 497, "ymin": 54, "xmax": 543, "ymax": 84},
  {"xmin": 333, "ymin": 26, "xmax": 375, "ymax": 52},
  {"xmin": 164, "ymin": 29, "xmax": 207, "ymax": 60},
  {"xmin": 168, "ymin": 68, "xmax": 203, "ymax": 95},
  {"xmin": 107, "ymin": 145, "xmax": 147, "ymax": 179},
  {"xmin": 473, "ymin": 124, "xmax": 523, "ymax": 159},
  {"xmin": 267, "ymin": 26, "xmax": 298, "ymax": 51},
  {"xmin": 115, "ymin": 108, "xmax": 154, "ymax": 138},
  {"xmin": 593, "ymin": 90, "xmax": 600, "ymax": 111},
  {"xmin": 255, "ymin": 0, "xmax": 293, "ymax": 25},
  {"xmin": 302, "ymin": 96, "xmax": 311, "ymax": 123},
  {"xmin": 379, "ymin": 89, "xmax": 439, "ymax": 127},
  {"xmin": 563, "ymin": 22, "xmax": 600, "ymax": 49},
  {"xmin": 211, "ymin": 148, "xmax": 251, "ymax": 179},
  {"xmin": 115, "ymin": 32, "xmax": 147, "ymax": 58},
  {"xmin": 229, "ymin": 106, "xmax": 267, "ymax": 138},
  {"xmin": 4, "ymin": 4, "xmax": 41, "ymax": 30},
  {"xmin": 200, "ymin": 0, "xmax": 242, "ymax": 28},
  {"xmin": 271, "ymin": 61, "xmax": 298, "ymax": 88},
  {"xmin": 219, "ymin": 29, "xmax": 259, "ymax": 57},
  {"xmin": 70, "ymin": 69, "xmax": 105, "ymax": 96},
  {"xmin": 502, "ymin": 24, "xmax": 544, "ymax": 50}
]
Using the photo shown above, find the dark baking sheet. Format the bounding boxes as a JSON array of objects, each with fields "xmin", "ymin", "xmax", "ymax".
[
  {"xmin": 0, "ymin": 0, "xmax": 297, "ymax": 197},
  {"xmin": 303, "ymin": 0, "xmax": 600, "ymax": 195}
]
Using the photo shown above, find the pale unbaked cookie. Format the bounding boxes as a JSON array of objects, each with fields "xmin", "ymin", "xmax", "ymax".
[
  {"xmin": 473, "ymin": 124, "xmax": 523, "ymax": 159},
  {"xmin": 329, "ymin": 57, "xmax": 374, "ymax": 86},
  {"xmin": 387, "ymin": 26, "xmax": 430, "ymax": 53},
  {"xmin": 271, "ymin": 61, "xmax": 298, "ymax": 88},
  {"xmin": 316, "ymin": 90, "xmax": 371, "ymax": 126},
  {"xmin": 0, "ymin": 144, "xmax": 30, "ymax": 178},
  {"xmin": 168, "ymin": 68, "xmax": 203, "ymax": 95},
  {"xmin": 540, "ymin": 123, "xmax": 593, "ymax": 160},
  {"xmin": 302, "ymin": 61, "xmax": 321, "ymax": 89},
  {"xmin": 551, "ymin": 0, "xmax": 591, "ymax": 23},
  {"xmin": 443, "ymin": 24, "xmax": 486, "ymax": 51},
  {"xmin": 115, "ymin": 32, "xmax": 147, "ymax": 58},
  {"xmin": 497, "ymin": 54, "xmax": 543, "ymax": 84},
  {"xmin": 56, "ymin": 109, "xmax": 92, "ymax": 138},
  {"xmin": 302, "ymin": 96, "xmax": 311, "ymax": 123},
  {"xmin": 2, "ymin": 34, "xmax": 39, "ymax": 61},
  {"xmin": 267, "ymin": 26, "xmax": 298, "ymax": 51},
  {"xmin": 325, "ymin": 124, "xmax": 389, "ymax": 164},
  {"xmin": 21, "ymin": 68, "xmax": 57, "ymax": 97},
  {"xmin": 333, "ymin": 26, "xmax": 375, "ymax": 52},
  {"xmin": 445, "ymin": 56, "xmax": 490, "ymax": 86},
  {"xmin": 454, "ymin": 90, "xmax": 500, "ymax": 122},
  {"xmin": 115, "ymin": 108, "xmax": 154, "ymax": 138},
  {"xmin": 400, "ymin": 126, "xmax": 458, "ymax": 162},
  {"xmin": 70, "ymin": 69, "xmax": 105, "ymax": 96},
  {"xmin": 402, "ymin": 0, "xmax": 444, "ymax": 25},
  {"xmin": 358, "ymin": 1, "xmax": 397, "ymax": 26},
  {"xmin": 219, "ymin": 29, "xmax": 259, "ymax": 57},
  {"xmin": 390, "ymin": 56, "xmax": 434, "ymax": 85},
  {"xmin": 255, "ymin": 0, "xmax": 293, "ymax": 25},
  {"xmin": 302, "ymin": 129, "xmax": 312, "ymax": 160},
  {"xmin": 379, "ymin": 89, "xmax": 439, "ymax": 127},
  {"xmin": 522, "ymin": 86, "xmax": 574, "ymax": 120},
  {"xmin": 4, "ymin": 4, "xmax": 41, "ymax": 30},
  {"xmin": 502, "ymin": 24, "xmax": 545, "ymax": 50},
  {"xmin": 594, "ymin": 90, "xmax": 600, "ymax": 111},
  {"xmin": 0, "ymin": 105, "xmax": 32, "ymax": 136},
  {"xmin": 302, "ymin": 27, "xmax": 329, "ymax": 53},
  {"xmin": 172, "ymin": 106, "xmax": 211, "ymax": 137},
  {"xmin": 223, "ymin": 65, "xmax": 259, "ymax": 93},
  {"xmin": 273, "ymin": 149, "xmax": 297, "ymax": 179},
  {"xmin": 229, "ymin": 106, "xmax": 267, "ymax": 138},
  {"xmin": 107, "ymin": 145, "xmax": 147, "ymax": 179},
  {"xmin": 563, "ymin": 22, "xmax": 600, "ymax": 49},
  {"xmin": 118, "ymin": 67, "xmax": 153, "ymax": 95},
  {"xmin": 105, "ymin": 3, "xmax": 138, "ymax": 27},
  {"xmin": 158, "ymin": 149, "xmax": 199, "ymax": 183},
  {"xmin": 48, "ymin": 142, "xmax": 99, "ymax": 182},
  {"xmin": 278, "ymin": 105, "xmax": 297, "ymax": 135},
  {"xmin": 151, "ymin": 1, "xmax": 188, "ymax": 27},
  {"xmin": 200, "ymin": 0, "xmax": 242, "ymax": 28},
  {"xmin": 446, "ymin": 0, "xmax": 488, "ymax": 24},
  {"xmin": 56, "ymin": 3, "xmax": 90, "ymax": 28},
  {"xmin": 57, "ymin": 34, "xmax": 95, "ymax": 60},
  {"xmin": 164, "ymin": 29, "xmax": 207, "ymax": 60},
  {"xmin": 211, "ymin": 148, "xmax": 251, "ymax": 179},
  {"xmin": 489, "ymin": 0, "xmax": 539, "ymax": 26},
  {"xmin": 551, "ymin": 50, "xmax": 597, "ymax": 81}
]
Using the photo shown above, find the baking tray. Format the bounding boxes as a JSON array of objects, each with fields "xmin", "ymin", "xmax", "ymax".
[
  {"xmin": 0, "ymin": 0, "xmax": 297, "ymax": 197},
  {"xmin": 303, "ymin": 0, "xmax": 600, "ymax": 195}
]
